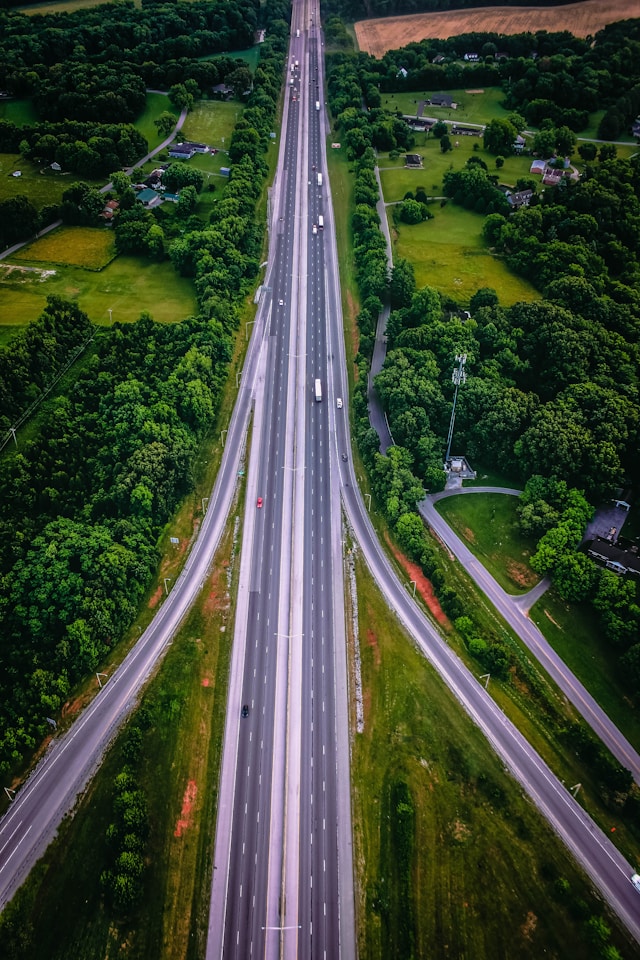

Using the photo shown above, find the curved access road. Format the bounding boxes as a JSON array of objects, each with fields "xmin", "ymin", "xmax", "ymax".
[{"xmin": 419, "ymin": 489, "xmax": 640, "ymax": 784}]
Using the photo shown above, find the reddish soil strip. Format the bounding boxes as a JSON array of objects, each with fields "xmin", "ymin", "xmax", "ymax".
[
  {"xmin": 386, "ymin": 533, "xmax": 451, "ymax": 628},
  {"xmin": 174, "ymin": 779, "xmax": 198, "ymax": 837}
]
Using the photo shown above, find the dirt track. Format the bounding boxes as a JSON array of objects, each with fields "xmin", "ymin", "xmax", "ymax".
[{"xmin": 355, "ymin": 0, "xmax": 640, "ymax": 57}]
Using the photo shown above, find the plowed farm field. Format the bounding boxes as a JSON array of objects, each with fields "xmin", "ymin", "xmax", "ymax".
[{"xmin": 355, "ymin": 0, "xmax": 640, "ymax": 57}]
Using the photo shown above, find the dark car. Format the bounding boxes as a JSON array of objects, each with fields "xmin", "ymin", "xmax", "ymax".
[{"xmin": 241, "ymin": 704, "xmax": 249, "ymax": 718}]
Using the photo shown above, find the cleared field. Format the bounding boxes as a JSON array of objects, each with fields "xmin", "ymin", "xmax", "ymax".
[
  {"xmin": 436, "ymin": 493, "xmax": 539, "ymax": 595},
  {"xmin": 180, "ymin": 101, "xmax": 242, "ymax": 151},
  {"xmin": 356, "ymin": 0, "xmax": 640, "ymax": 57},
  {"xmin": 1, "ymin": 248, "xmax": 197, "ymax": 327},
  {"xmin": 15, "ymin": 226, "xmax": 116, "ymax": 270},
  {"xmin": 135, "ymin": 92, "xmax": 179, "ymax": 152},
  {"xmin": 18, "ymin": 0, "xmax": 137, "ymax": 13},
  {"xmin": 0, "ymin": 99, "xmax": 38, "ymax": 125},
  {"xmin": 0, "ymin": 153, "xmax": 97, "ymax": 210}
]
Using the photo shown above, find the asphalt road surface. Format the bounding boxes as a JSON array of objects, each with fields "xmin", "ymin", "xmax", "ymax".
[{"xmin": 207, "ymin": 2, "xmax": 355, "ymax": 957}]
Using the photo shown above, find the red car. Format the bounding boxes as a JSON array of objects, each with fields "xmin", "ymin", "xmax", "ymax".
[{"xmin": 257, "ymin": 497, "xmax": 263, "ymax": 508}]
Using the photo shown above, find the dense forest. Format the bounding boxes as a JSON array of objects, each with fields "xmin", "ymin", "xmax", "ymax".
[
  {"xmin": 0, "ymin": 0, "xmax": 291, "ymax": 774},
  {"xmin": 325, "ymin": 21, "xmax": 640, "ymax": 711}
]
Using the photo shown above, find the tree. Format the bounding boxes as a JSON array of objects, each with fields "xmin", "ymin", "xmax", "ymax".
[
  {"xmin": 440, "ymin": 134, "xmax": 452, "ymax": 154},
  {"xmin": 431, "ymin": 120, "xmax": 447, "ymax": 139},
  {"xmin": 495, "ymin": 155, "xmax": 505, "ymax": 169},
  {"xmin": 532, "ymin": 128, "xmax": 557, "ymax": 158},
  {"xmin": 397, "ymin": 199, "xmax": 422, "ymax": 224},
  {"xmin": 154, "ymin": 111, "xmax": 178, "ymax": 138},
  {"xmin": 390, "ymin": 259, "xmax": 415, "ymax": 309},
  {"xmin": 483, "ymin": 118, "xmax": 517, "ymax": 155},
  {"xmin": 176, "ymin": 185, "xmax": 198, "ymax": 219},
  {"xmin": 169, "ymin": 83, "xmax": 194, "ymax": 112}
]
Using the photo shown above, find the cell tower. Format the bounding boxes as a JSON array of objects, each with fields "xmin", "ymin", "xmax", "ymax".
[{"xmin": 444, "ymin": 353, "xmax": 467, "ymax": 466}]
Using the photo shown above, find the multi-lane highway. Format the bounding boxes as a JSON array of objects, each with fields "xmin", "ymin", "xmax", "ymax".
[
  {"xmin": 1, "ymin": 0, "xmax": 640, "ymax": 953},
  {"xmin": 207, "ymin": 2, "xmax": 355, "ymax": 957}
]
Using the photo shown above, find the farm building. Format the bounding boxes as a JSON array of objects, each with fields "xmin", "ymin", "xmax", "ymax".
[
  {"xmin": 529, "ymin": 159, "xmax": 546, "ymax": 175},
  {"xmin": 451, "ymin": 124, "xmax": 483, "ymax": 137}
]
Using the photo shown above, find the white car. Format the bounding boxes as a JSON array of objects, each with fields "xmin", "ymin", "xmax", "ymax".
[
  {"xmin": 312, "ymin": 224, "xmax": 317, "ymax": 235},
  {"xmin": 336, "ymin": 398, "xmax": 343, "ymax": 408},
  {"xmin": 632, "ymin": 873, "xmax": 640, "ymax": 891}
]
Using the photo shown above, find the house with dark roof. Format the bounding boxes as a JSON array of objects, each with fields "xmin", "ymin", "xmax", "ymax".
[
  {"xmin": 506, "ymin": 189, "xmax": 534, "ymax": 210},
  {"xmin": 181, "ymin": 141, "xmax": 208, "ymax": 153},
  {"xmin": 169, "ymin": 143, "xmax": 195, "ymax": 160},
  {"xmin": 405, "ymin": 154, "xmax": 423, "ymax": 167},
  {"xmin": 430, "ymin": 93, "xmax": 454, "ymax": 108},
  {"xmin": 585, "ymin": 537, "xmax": 640, "ymax": 576},
  {"xmin": 212, "ymin": 83, "xmax": 234, "ymax": 100}
]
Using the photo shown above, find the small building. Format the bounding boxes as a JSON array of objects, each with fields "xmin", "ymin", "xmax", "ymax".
[
  {"xmin": 11, "ymin": 170, "xmax": 21, "ymax": 177},
  {"xmin": 542, "ymin": 166, "xmax": 563, "ymax": 186},
  {"xmin": 212, "ymin": 83, "xmax": 234, "ymax": 100},
  {"xmin": 163, "ymin": 192, "xmax": 179, "ymax": 202},
  {"xmin": 513, "ymin": 134, "xmax": 526, "ymax": 153},
  {"xmin": 169, "ymin": 144, "xmax": 195, "ymax": 160},
  {"xmin": 135, "ymin": 187, "xmax": 161, "ymax": 207},
  {"xmin": 430, "ymin": 93, "xmax": 454, "ymax": 108},
  {"xmin": 530, "ymin": 159, "xmax": 546, "ymax": 175},
  {"xmin": 181, "ymin": 141, "xmax": 208, "ymax": 154},
  {"xmin": 451, "ymin": 124, "xmax": 483, "ymax": 137},
  {"xmin": 50, "ymin": 161, "xmax": 62, "ymax": 172},
  {"xmin": 506, "ymin": 189, "xmax": 534, "ymax": 210},
  {"xmin": 220, "ymin": 167, "xmax": 231, "ymax": 177},
  {"xmin": 101, "ymin": 198, "xmax": 119, "ymax": 220},
  {"xmin": 463, "ymin": 53, "xmax": 479, "ymax": 62},
  {"xmin": 432, "ymin": 55, "xmax": 446, "ymax": 64},
  {"xmin": 585, "ymin": 537, "xmax": 640, "ymax": 577},
  {"xmin": 405, "ymin": 154, "xmax": 423, "ymax": 168},
  {"xmin": 397, "ymin": 67, "xmax": 408, "ymax": 79}
]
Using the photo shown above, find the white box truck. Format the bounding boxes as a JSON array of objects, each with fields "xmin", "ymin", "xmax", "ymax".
[
  {"xmin": 317, "ymin": 172, "xmax": 322, "ymax": 187},
  {"xmin": 315, "ymin": 100, "xmax": 320, "ymax": 111},
  {"xmin": 318, "ymin": 215, "xmax": 324, "ymax": 230},
  {"xmin": 314, "ymin": 379, "xmax": 322, "ymax": 402}
]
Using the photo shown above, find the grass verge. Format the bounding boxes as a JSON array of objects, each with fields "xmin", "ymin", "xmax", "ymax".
[
  {"xmin": 348, "ymin": 547, "xmax": 640, "ymax": 960},
  {"xmin": 436, "ymin": 492, "xmax": 540, "ymax": 594}
]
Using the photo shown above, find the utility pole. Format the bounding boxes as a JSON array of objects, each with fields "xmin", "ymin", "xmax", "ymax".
[{"xmin": 445, "ymin": 353, "xmax": 467, "ymax": 466}]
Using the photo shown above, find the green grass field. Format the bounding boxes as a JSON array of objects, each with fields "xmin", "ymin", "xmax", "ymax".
[
  {"xmin": 135, "ymin": 92, "xmax": 180, "ymax": 151},
  {"xmin": 436, "ymin": 493, "xmax": 540, "ymax": 594},
  {"xmin": 531, "ymin": 590, "xmax": 640, "ymax": 752},
  {"xmin": 387, "ymin": 85, "xmax": 511, "ymax": 125},
  {"xmin": 15, "ymin": 226, "xmax": 116, "ymax": 269},
  {"xmin": 377, "ymin": 133, "xmax": 540, "ymax": 305},
  {"xmin": 0, "ymin": 153, "xmax": 98, "ymax": 209},
  {"xmin": 18, "ymin": 0, "xmax": 134, "ymax": 13},
  {"xmin": 180, "ymin": 100, "xmax": 243, "ymax": 150},
  {"xmin": 2, "ymin": 239, "xmax": 197, "ymax": 327},
  {"xmin": 389, "ymin": 202, "xmax": 538, "ymax": 306},
  {"xmin": 200, "ymin": 45, "xmax": 261, "ymax": 72},
  {"xmin": 0, "ymin": 98, "xmax": 38, "ymax": 125}
]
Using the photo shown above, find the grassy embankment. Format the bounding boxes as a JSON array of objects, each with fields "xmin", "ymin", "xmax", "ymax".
[{"xmin": 349, "ymin": 548, "xmax": 640, "ymax": 960}]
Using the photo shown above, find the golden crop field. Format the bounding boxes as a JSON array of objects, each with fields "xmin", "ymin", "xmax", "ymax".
[{"xmin": 355, "ymin": 0, "xmax": 640, "ymax": 57}]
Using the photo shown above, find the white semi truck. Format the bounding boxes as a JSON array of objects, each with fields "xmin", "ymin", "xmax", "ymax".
[{"xmin": 314, "ymin": 379, "xmax": 322, "ymax": 402}]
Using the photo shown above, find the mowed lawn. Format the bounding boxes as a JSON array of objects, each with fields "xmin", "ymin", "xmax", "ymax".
[
  {"xmin": 436, "ymin": 493, "xmax": 540, "ymax": 594},
  {"xmin": 2, "ymin": 229, "xmax": 196, "ymax": 326},
  {"xmin": 0, "ymin": 153, "xmax": 99, "ymax": 210},
  {"xmin": 385, "ymin": 85, "xmax": 512, "ymax": 125},
  {"xmin": 135, "ymin": 92, "xmax": 180, "ymax": 151},
  {"xmin": 180, "ymin": 100, "xmax": 242, "ymax": 151}
]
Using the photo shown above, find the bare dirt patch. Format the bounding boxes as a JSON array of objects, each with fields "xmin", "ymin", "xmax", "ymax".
[
  {"xmin": 505, "ymin": 558, "xmax": 538, "ymax": 589},
  {"xmin": 366, "ymin": 627, "xmax": 381, "ymax": 668},
  {"xmin": 355, "ymin": 0, "xmax": 640, "ymax": 57},
  {"xmin": 385, "ymin": 532, "xmax": 451, "ymax": 629},
  {"xmin": 148, "ymin": 584, "xmax": 163, "ymax": 610},
  {"xmin": 451, "ymin": 818, "xmax": 471, "ymax": 842},
  {"xmin": 465, "ymin": 89, "xmax": 484, "ymax": 94},
  {"xmin": 521, "ymin": 910, "xmax": 538, "ymax": 939},
  {"xmin": 543, "ymin": 608, "xmax": 562, "ymax": 630},
  {"xmin": 460, "ymin": 525, "xmax": 476, "ymax": 544},
  {"xmin": 174, "ymin": 779, "xmax": 198, "ymax": 837}
]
